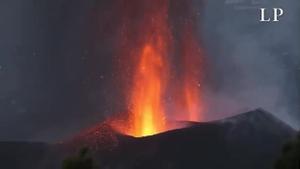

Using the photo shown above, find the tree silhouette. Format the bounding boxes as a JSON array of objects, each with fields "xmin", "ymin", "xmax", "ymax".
[
  {"xmin": 62, "ymin": 147, "xmax": 95, "ymax": 169},
  {"xmin": 275, "ymin": 133, "xmax": 300, "ymax": 169}
]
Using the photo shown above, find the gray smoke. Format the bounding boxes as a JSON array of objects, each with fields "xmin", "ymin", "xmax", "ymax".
[{"xmin": 198, "ymin": 0, "xmax": 300, "ymax": 128}]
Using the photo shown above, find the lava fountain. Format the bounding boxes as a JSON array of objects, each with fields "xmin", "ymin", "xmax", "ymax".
[
  {"xmin": 111, "ymin": 0, "xmax": 204, "ymax": 137},
  {"xmin": 129, "ymin": 43, "xmax": 169, "ymax": 137},
  {"xmin": 173, "ymin": 3, "xmax": 204, "ymax": 122},
  {"xmin": 125, "ymin": 0, "xmax": 171, "ymax": 137}
]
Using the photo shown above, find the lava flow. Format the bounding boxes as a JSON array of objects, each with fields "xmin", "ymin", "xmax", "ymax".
[{"xmin": 111, "ymin": 0, "xmax": 204, "ymax": 137}]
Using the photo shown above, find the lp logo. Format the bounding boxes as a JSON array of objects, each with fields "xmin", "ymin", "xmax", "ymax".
[{"xmin": 260, "ymin": 8, "xmax": 284, "ymax": 22}]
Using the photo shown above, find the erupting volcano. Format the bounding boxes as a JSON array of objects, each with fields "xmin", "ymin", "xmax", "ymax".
[{"xmin": 112, "ymin": 0, "xmax": 204, "ymax": 137}]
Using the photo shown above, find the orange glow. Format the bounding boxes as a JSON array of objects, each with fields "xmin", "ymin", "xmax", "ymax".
[
  {"xmin": 129, "ymin": 43, "xmax": 168, "ymax": 137},
  {"xmin": 111, "ymin": 0, "xmax": 204, "ymax": 137},
  {"xmin": 168, "ymin": 1, "xmax": 204, "ymax": 122},
  {"xmin": 121, "ymin": 0, "xmax": 171, "ymax": 137},
  {"xmin": 180, "ymin": 22, "xmax": 203, "ymax": 121},
  {"xmin": 184, "ymin": 83, "xmax": 201, "ymax": 121}
]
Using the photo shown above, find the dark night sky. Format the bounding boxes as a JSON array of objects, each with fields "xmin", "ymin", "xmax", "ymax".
[{"xmin": 0, "ymin": 0, "xmax": 299, "ymax": 142}]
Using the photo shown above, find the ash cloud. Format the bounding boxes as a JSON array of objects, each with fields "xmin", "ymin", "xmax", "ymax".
[{"xmin": 198, "ymin": 0, "xmax": 300, "ymax": 128}]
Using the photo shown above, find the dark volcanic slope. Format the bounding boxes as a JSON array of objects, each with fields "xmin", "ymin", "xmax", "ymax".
[
  {"xmin": 56, "ymin": 109, "xmax": 296, "ymax": 169},
  {"xmin": 1, "ymin": 109, "xmax": 297, "ymax": 169}
]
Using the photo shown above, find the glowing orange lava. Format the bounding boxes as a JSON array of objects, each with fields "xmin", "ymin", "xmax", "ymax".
[
  {"xmin": 129, "ymin": 43, "xmax": 168, "ymax": 137},
  {"xmin": 117, "ymin": 0, "xmax": 172, "ymax": 137},
  {"xmin": 111, "ymin": 0, "xmax": 204, "ymax": 137}
]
